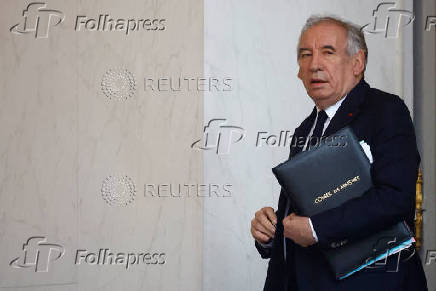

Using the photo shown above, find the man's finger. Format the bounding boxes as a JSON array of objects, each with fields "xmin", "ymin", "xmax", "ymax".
[
  {"xmin": 252, "ymin": 228, "xmax": 271, "ymax": 244},
  {"xmin": 257, "ymin": 217, "xmax": 275, "ymax": 237},
  {"xmin": 264, "ymin": 207, "xmax": 277, "ymax": 227},
  {"xmin": 255, "ymin": 209, "xmax": 276, "ymax": 235},
  {"xmin": 252, "ymin": 217, "xmax": 274, "ymax": 238}
]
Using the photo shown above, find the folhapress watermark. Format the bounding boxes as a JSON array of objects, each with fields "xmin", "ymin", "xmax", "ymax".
[
  {"xmin": 361, "ymin": 239, "xmax": 416, "ymax": 273},
  {"xmin": 362, "ymin": 2, "xmax": 436, "ymax": 37},
  {"xmin": 75, "ymin": 15, "xmax": 165, "ymax": 35},
  {"xmin": 10, "ymin": 236, "xmax": 166, "ymax": 272},
  {"xmin": 362, "ymin": 2, "xmax": 414, "ymax": 38},
  {"xmin": 425, "ymin": 250, "xmax": 436, "ymax": 265},
  {"xmin": 75, "ymin": 249, "xmax": 166, "ymax": 269},
  {"xmin": 10, "ymin": 2, "xmax": 166, "ymax": 39},
  {"xmin": 10, "ymin": 3, "xmax": 65, "ymax": 39},
  {"xmin": 425, "ymin": 16, "xmax": 436, "ymax": 32},
  {"xmin": 192, "ymin": 119, "xmax": 348, "ymax": 155},
  {"xmin": 191, "ymin": 119, "xmax": 245, "ymax": 155},
  {"xmin": 9, "ymin": 236, "xmax": 65, "ymax": 272},
  {"xmin": 255, "ymin": 131, "xmax": 346, "ymax": 148}
]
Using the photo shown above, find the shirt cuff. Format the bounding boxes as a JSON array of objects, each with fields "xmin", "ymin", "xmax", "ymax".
[{"xmin": 308, "ymin": 218, "xmax": 319, "ymax": 242}]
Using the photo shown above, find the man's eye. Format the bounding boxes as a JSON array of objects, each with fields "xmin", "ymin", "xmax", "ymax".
[
  {"xmin": 324, "ymin": 51, "xmax": 334, "ymax": 55},
  {"xmin": 300, "ymin": 53, "xmax": 311, "ymax": 58}
]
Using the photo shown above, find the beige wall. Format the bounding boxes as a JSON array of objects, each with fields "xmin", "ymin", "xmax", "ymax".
[{"xmin": 0, "ymin": 1, "xmax": 203, "ymax": 290}]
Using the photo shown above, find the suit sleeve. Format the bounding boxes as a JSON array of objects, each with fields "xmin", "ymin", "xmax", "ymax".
[
  {"xmin": 255, "ymin": 239, "xmax": 273, "ymax": 259},
  {"xmin": 255, "ymin": 160, "xmax": 295, "ymax": 259},
  {"xmin": 310, "ymin": 98, "xmax": 420, "ymax": 249},
  {"xmin": 254, "ymin": 188, "xmax": 288, "ymax": 259}
]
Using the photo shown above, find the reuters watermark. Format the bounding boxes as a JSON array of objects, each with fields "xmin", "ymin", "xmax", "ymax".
[
  {"xmin": 101, "ymin": 176, "xmax": 233, "ymax": 206},
  {"xmin": 101, "ymin": 175, "xmax": 137, "ymax": 206},
  {"xmin": 100, "ymin": 69, "xmax": 233, "ymax": 100},
  {"xmin": 101, "ymin": 68, "xmax": 137, "ymax": 100},
  {"xmin": 144, "ymin": 183, "xmax": 232, "ymax": 198},
  {"xmin": 144, "ymin": 77, "xmax": 232, "ymax": 92}
]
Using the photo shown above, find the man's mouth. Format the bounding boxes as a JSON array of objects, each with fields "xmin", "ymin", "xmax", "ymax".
[{"xmin": 310, "ymin": 78, "xmax": 328, "ymax": 84}]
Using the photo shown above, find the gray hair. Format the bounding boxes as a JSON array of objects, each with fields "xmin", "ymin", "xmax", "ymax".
[{"xmin": 297, "ymin": 15, "xmax": 368, "ymax": 72}]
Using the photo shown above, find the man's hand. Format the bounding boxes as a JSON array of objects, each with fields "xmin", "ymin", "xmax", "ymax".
[
  {"xmin": 283, "ymin": 213, "xmax": 316, "ymax": 247},
  {"xmin": 251, "ymin": 207, "xmax": 277, "ymax": 244}
]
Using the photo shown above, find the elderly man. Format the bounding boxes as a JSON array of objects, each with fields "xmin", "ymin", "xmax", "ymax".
[{"xmin": 251, "ymin": 16, "xmax": 428, "ymax": 291}]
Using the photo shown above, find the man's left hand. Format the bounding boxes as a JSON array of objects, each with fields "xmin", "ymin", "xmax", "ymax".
[{"xmin": 282, "ymin": 213, "xmax": 317, "ymax": 247}]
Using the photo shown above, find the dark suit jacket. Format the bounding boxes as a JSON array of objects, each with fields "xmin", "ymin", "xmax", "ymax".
[{"xmin": 256, "ymin": 79, "xmax": 428, "ymax": 291}]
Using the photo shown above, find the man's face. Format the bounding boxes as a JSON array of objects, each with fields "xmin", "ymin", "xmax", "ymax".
[{"xmin": 297, "ymin": 22, "xmax": 361, "ymax": 108}]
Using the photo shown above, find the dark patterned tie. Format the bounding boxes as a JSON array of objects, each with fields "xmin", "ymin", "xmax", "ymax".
[{"xmin": 308, "ymin": 110, "xmax": 328, "ymax": 150}]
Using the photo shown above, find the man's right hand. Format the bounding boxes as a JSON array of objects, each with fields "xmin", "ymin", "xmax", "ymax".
[{"xmin": 251, "ymin": 207, "xmax": 277, "ymax": 244}]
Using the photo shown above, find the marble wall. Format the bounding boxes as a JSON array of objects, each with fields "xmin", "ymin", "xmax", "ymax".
[{"xmin": 0, "ymin": 0, "xmax": 203, "ymax": 290}]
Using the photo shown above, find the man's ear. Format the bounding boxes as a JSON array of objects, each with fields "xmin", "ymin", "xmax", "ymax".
[{"xmin": 352, "ymin": 50, "xmax": 365, "ymax": 77}]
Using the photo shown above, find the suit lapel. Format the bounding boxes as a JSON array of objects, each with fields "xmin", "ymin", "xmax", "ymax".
[
  {"xmin": 323, "ymin": 79, "xmax": 369, "ymax": 137},
  {"xmin": 289, "ymin": 107, "xmax": 317, "ymax": 158},
  {"xmin": 290, "ymin": 79, "xmax": 369, "ymax": 158}
]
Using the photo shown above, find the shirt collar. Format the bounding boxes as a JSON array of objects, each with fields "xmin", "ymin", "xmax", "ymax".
[{"xmin": 316, "ymin": 94, "xmax": 347, "ymax": 119}]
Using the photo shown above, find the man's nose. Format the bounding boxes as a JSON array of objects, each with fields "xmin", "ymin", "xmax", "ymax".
[{"xmin": 309, "ymin": 52, "xmax": 322, "ymax": 72}]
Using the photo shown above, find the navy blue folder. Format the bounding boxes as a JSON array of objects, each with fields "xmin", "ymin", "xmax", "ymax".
[{"xmin": 272, "ymin": 126, "xmax": 414, "ymax": 280}]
